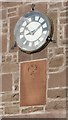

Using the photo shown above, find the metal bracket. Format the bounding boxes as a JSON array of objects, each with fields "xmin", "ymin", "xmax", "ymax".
[
  {"xmin": 31, "ymin": 4, "xmax": 35, "ymax": 11},
  {"xmin": 11, "ymin": 41, "xmax": 17, "ymax": 50},
  {"xmin": 47, "ymin": 36, "xmax": 56, "ymax": 43}
]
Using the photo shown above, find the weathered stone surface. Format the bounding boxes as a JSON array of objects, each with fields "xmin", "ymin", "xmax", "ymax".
[
  {"xmin": 46, "ymin": 100, "xmax": 66, "ymax": 110},
  {"xmin": 6, "ymin": 55, "xmax": 12, "ymax": 62},
  {"xmin": 2, "ymin": 53, "xmax": 18, "ymax": 63},
  {"xmin": 2, "ymin": 9, "xmax": 7, "ymax": 19},
  {"xmin": 2, "ymin": 94, "xmax": 12, "ymax": 102},
  {"xmin": 55, "ymin": 47, "xmax": 64, "ymax": 55},
  {"xmin": 2, "ymin": 22, "xmax": 8, "ymax": 34},
  {"xmin": 12, "ymin": 93, "xmax": 19, "ymax": 101},
  {"xmin": 10, "ymin": 16, "xmax": 19, "ymax": 52},
  {"xmin": 60, "ymin": 11, "xmax": 67, "ymax": 17},
  {"xmin": 48, "ymin": 69, "xmax": 66, "ymax": 88},
  {"xmin": 64, "ymin": 25, "xmax": 68, "ymax": 38},
  {"xmin": 0, "ymin": 75, "xmax": 2, "ymax": 92},
  {"xmin": 49, "ymin": 68, "xmax": 59, "ymax": 72},
  {"xmin": 63, "ymin": 1, "xmax": 68, "ymax": 6},
  {"xmin": 2, "ymin": 74, "xmax": 12, "ymax": 92},
  {"xmin": 35, "ymin": 2, "xmax": 47, "ymax": 14},
  {"xmin": 8, "ymin": 7, "xmax": 17, "ymax": 13},
  {"xmin": 2, "ymin": 34, "xmax": 7, "ymax": 53},
  {"xmin": 0, "ymin": 107, "xmax": 3, "ymax": 115},
  {"xmin": 60, "ymin": 18, "xmax": 68, "ymax": 24},
  {"xmin": 2, "ymin": 93, "xmax": 19, "ymax": 102},
  {"xmin": 8, "ymin": 12, "xmax": 18, "ymax": 18},
  {"xmin": 2, "ymin": 2, "xmax": 21, "ymax": 8},
  {"xmin": 0, "ymin": 64, "xmax": 2, "ymax": 73},
  {"xmin": 5, "ymin": 106, "xmax": 19, "ymax": 114},
  {"xmin": 12, "ymin": 53, "xmax": 18, "ymax": 62},
  {"xmin": 21, "ymin": 106, "xmax": 43, "ymax": 113},
  {"xmin": 49, "ymin": 55, "xmax": 64, "ymax": 68},
  {"xmin": 48, "ymin": 88, "xmax": 66, "ymax": 98},
  {"xmin": 49, "ymin": 2, "xmax": 62, "ymax": 9},
  {"xmin": 13, "ymin": 85, "xmax": 19, "ymax": 92},
  {"xmin": 2, "ymin": 63, "xmax": 19, "ymax": 73},
  {"xmin": 12, "ymin": 72, "xmax": 19, "ymax": 84},
  {"xmin": 19, "ymin": 4, "xmax": 31, "ymax": 16},
  {"xmin": 33, "ymin": 48, "xmax": 47, "ymax": 60},
  {"xmin": 2, "ymin": 55, "xmax": 6, "ymax": 63},
  {"xmin": 47, "ymin": 11, "xmax": 57, "ymax": 43},
  {"xmin": 18, "ymin": 50, "xmax": 31, "ymax": 62},
  {"xmin": 4, "ymin": 110, "xmax": 66, "ymax": 118}
]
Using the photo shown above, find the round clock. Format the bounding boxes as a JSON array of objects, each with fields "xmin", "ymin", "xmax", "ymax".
[{"xmin": 14, "ymin": 11, "xmax": 51, "ymax": 53}]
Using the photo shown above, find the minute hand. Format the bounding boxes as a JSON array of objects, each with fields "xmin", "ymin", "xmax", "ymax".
[{"xmin": 33, "ymin": 21, "xmax": 46, "ymax": 34}]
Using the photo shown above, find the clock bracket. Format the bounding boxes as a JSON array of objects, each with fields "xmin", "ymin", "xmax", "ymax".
[{"xmin": 31, "ymin": 4, "xmax": 35, "ymax": 11}]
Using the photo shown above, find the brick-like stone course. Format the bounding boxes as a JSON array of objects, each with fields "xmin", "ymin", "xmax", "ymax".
[
  {"xmin": 63, "ymin": 1, "xmax": 68, "ymax": 7},
  {"xmin": 2, "ymin": 2, "xmax": 21, "ymax": 8},
  {"xmin": 13, "ymin": 84, "xmax": 19, "ymax": 92},
  {"xmin": 48, "ymin": 88, "xmax": 66, "ymax": 98},
  {"xmin": 21, "ymin": 106, "xmax": 43, "ymax": 114},
  {"xmin": 60, "ymin": 18, "xmax": 68, "ymax": 24},
  {"xmin": 8, "ymin": 7, "xmax": 17, "ymax": 13},
  {"xmin": 49, "ymin": 2, "xmax": 62, "ymax": 9},
  {"xmin": 0, "ymin": 75, "xmax": 2, "ymax": 92},
  {"xmin": 55, "ymin": 47, "xmax": 64, "ymax": 55},
  {"xmin": 49, "ymin": 55, "xmax": 64, "ymax": 68},
  {"xmin": 60, "ymin": 11, "xmax": 67, "ymax": 17},
  {"xmin": 2, "ymin": 9, "xmax": 7, "ymax": 19},
  {"xmin": 2, "ymin": 52, "xmax": 18, "ymax": 63},
  {"xmin": 2, "ymin": 74, "xmax": 12, "ymax": 92},
  {"xmin": 64, "ymin": 25, "xmax": 68, "ymax": 38},
  {"xmin": 2, "ymin": 93, "xmax": 19, "ymax": 102},
  {"xmin": 46, "ymin": 100, "xmax": 66, "ymax": 110},
  {"xmin": 48, "ymin": 68, "xmax": 66, "ymax": 88},
  {"xmin": 2, "ymin": 63, "xmax": 19, "ymax": 73},
  {"xmin": 5, "ymin": 106, "xmax": 19, "ymax": 114},
  {"xmin": 0, "ymin": 107, "xmax": 4, "ymax": 115},
  {"xmin": 12, "ymin": 72, "xmax": 19, "ymax": 84}
]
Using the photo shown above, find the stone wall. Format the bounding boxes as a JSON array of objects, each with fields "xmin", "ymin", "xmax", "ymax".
[{"xmin": 0, "ymin": 0, "xmax": 68, "ymax": 118}]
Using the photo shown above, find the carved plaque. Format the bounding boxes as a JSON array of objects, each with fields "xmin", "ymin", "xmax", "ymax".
[{"xmin": 20, "ymin": 60, "xmax": 46, "ymax": 106}]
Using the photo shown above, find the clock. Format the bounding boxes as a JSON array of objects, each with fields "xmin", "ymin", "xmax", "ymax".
[{"xmin": 14, "ymin": 11, "xmax": 51, "ymax": 53}]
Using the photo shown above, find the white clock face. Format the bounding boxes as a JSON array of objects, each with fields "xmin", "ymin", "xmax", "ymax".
[{"xmin": 14, "ymin": 11, "xmax": 51, "ymax": 52}]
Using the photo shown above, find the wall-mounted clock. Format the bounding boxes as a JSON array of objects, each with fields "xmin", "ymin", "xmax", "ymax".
[{"xmin": 14, "ymin": 11, "xmax": 51, "ymax": 53}]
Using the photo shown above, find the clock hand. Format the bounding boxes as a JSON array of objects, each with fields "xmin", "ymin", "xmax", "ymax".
[
  {"xmin": 26, "ymin": 25, "xmax": 41, "ymax": 35},
  {"xmin": 26, "ymin": 21, "xmax": 46, "ymax": 35},
  {"xmin": 32, "ymin": 24, "xmax": 41, "ymax": 35},
  {"xmin": 31, "ymin": 21, "xmax": 46, "ymax": 35},
  {"xmin": 33, "ymin": 21, "xmax": 46, "ymax": 34}
]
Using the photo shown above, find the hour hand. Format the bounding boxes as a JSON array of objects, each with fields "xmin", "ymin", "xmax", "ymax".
[
  {"xmin": 26, "ymin": 25, "xmax": 41, "ymax": 35},
  {"xmin": 26, "ymin": 31, "xmax": 31, "ymax": 35}
]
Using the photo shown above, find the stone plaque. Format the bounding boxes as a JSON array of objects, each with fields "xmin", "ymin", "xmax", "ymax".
[{"xmin": 20, "ymin": 60, "xmax": 46, "ymax": 106}]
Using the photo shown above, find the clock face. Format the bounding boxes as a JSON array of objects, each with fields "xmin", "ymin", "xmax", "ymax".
[{"xmin": 14, "ymin": 11, "xmax": 51, "ymax": 52}]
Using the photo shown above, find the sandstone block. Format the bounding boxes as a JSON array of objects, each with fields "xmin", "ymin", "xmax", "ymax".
[
  {"xmin": 48, "ymin": 69, "xmax": 66, "ymax": 88},
  {"xmin": 48, "ymin": 88, "xmax": 66, "ymax": 98},
  {"xmin": 5, "ymin": 106, "xmax": 19, "ymax": 114},
  {"xmin": 2, "ymin": 74, "xmax": 12, "ymax": 92},
  {"xmin": 49, "ymin": 55, "xmax": 64, "ymax": 68},
  {"xmin": 2, "ymin": 63, "xmax": 19, "ymax": 73},
  {"xmin": 46, "ymin": 100, "xmax": 66, "ymax": 110}
]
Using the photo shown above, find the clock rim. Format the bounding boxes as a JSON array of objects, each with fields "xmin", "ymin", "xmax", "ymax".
[{"xmin": 14, "ymin": 10, "xmax": 51, "ymax": 53}]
